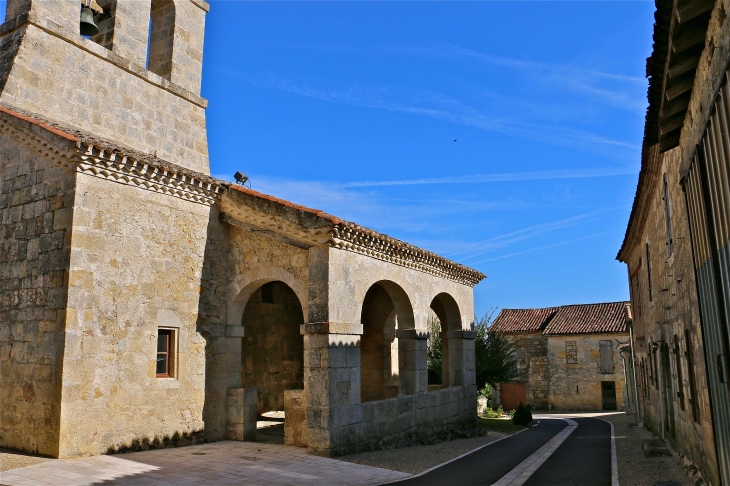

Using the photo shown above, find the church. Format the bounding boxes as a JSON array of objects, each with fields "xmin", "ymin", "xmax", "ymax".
[{"xmin": 0, "ymin": 0, "xmax": 484, "ymax": 458}]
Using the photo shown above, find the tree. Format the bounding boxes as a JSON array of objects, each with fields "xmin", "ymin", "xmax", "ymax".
[
  {"xmin": 427, "ymin": 317, "xmax": 442, "ymax": 384},
  {"xmin": 474, "ymin": 309, "xmax": 518, "ymax": 389}
]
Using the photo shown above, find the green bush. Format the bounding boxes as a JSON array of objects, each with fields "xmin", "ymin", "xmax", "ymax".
[
  {"xmin": 512, "ymin": 403, "xmax": 533, "ymax": 426},
  {"xmin": 482, "ymin": 406, "xmax": 504, "ymax": 418}
]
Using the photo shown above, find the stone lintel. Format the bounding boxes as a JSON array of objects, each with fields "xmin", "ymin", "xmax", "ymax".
[
  {"xmin": 300, "ymin": 322, "xmax": 363, "ymax": 335},
  {"xmin": 440, "ymin": 330, "xmax": 477, "ymax": 340},
  {"xmin": 225, "ymin": 325, "xmax": 245, "ymax": 338},
  {"xmin": 396, "ymin": 329, "xmax": 430, "ymax": 340}
]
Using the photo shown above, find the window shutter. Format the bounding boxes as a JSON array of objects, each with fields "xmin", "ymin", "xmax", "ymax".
[{"xmin": 599, "ymin": 340, "xmax": 613, "ymax": 374}]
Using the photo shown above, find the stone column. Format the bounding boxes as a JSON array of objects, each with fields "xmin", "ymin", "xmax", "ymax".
[
  {"xmin": 301, "ymin": 322, "xmax": 363, "ymax": 457},
  {"xmin": 227, "ymin": 388, "xmax": 257, "ymax": 441},
  {"xmin": 442, "ymin": 330, "xmax": 477, "ymax": 420},
  {"xmin": 396, "ymin": 329, "xmax": 429, "ymax": 395}
]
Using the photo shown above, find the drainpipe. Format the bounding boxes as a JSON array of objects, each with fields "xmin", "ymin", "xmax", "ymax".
[
  {"xmin": 628, "ymin": 319, "xmax": 642, "ymax": 423},
  {"xmin": 545, "ymin": 337, "xmax": 551, "ymax": 410}
]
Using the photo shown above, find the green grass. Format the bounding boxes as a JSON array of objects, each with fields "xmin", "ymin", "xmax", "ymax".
[{"xmin": 477, "ymin": 416, "xmax": 525, "ymax": 434}]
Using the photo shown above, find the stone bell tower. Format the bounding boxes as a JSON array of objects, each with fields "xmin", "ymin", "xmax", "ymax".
[{"xmin": 0, "ymin": 0, "xmax": 210, "ymax": 173}]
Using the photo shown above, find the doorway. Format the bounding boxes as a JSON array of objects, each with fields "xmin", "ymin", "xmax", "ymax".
[
  {"xmin": 501, "ymin": 383, "xmax": 527, "ymax": 410},
  {"xmin": 601, "ymin": 381, "xmax": 617, "ymax": 410}
]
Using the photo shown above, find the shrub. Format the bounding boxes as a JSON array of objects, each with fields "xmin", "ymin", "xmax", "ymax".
[{"xmin": 512, "ymin": 402, "xmax": 533, "ymax": 426}]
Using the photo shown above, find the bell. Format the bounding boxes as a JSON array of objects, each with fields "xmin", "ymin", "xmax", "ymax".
[{"xmin": 80, "ymin": 6, "xmax": 99, "ymax": 36}]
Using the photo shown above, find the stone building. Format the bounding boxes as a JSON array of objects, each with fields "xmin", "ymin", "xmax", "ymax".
[
  {"xmin": 490, "ymin": 302, "xmax": 630, "ymax": 411},
  {"xmin": 0, "ymin": 0, "xmax": 485, "ymax": 459},
  {"xmin": 617, "ymin": 0, "xmax": 730, "ymax": 483}
]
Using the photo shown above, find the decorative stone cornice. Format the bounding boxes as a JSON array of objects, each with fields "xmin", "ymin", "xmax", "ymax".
[
  {"xmin": 331, "ymin": 221, "xmax": 486, "ymax": 287},
  {"xmin": 0, "ymin": 107, "xmax": 78, "ymax": 170},
  {"xmin": 76, "ymin": 142, "xmax": 223, "ymax": 206}
]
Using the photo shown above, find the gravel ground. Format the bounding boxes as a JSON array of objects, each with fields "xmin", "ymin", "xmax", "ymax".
[
  {"xmin": 598, "ymin": 412, "xmax": 692, "ymax": 486},
  {"xmin": 338, "ymin": 432, "xmax": 509, "ymax": 474},
  {"xmin": 0, "ymin": 448, "xmax": 53, "ymax": 472}
]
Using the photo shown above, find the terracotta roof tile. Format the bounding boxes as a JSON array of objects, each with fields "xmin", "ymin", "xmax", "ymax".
[
  {"xmin": 543, "ymin": 301, "xmax": 629, "ymax": 335},
  {"xmin": 0, "ymin": 106, "xmax": 79, "ymax": 141},
  {"xmin": 490, "ymin": 307, "xmax": 558, "ymax": 334},
  {"xmin": 492, "ymin": 301, "xmax": 630, "ymax": 336},
  {"xmin": 228, "ymin": 184, "xmax": 342, "ymax": 224}
]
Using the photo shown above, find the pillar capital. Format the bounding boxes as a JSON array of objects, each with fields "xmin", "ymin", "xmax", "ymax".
[{"xmin": 300, "ymin": 322, "xmax": 363, "ymax": 335}]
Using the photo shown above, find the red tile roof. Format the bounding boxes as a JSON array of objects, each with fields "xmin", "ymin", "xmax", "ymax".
[
  {"xmin": 228, "ymin": 184, "xmax": 342, "ymax": 224},
  {"xmin": 491, "ymin": 302, "xmax": 630, "ymax": 336},
  {"xmin": 0, "ymin": 106, "xmax": 79, "ymax": 141},
  {"xmin": 490, "ymin": 307, "xmax": 558, "ymax": 334}
]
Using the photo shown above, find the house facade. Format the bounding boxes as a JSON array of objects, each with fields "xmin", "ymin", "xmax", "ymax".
[
  {"xmin": 490, "ymin": 302, "xmax": 630, "ymax": 412},
  {"xmin": 0, "ymin": 0, "xmax": 485, "ymax": 459},
  {"xmin": 617, "ymin": 0, "xmax": 730, "ymax": 484}
]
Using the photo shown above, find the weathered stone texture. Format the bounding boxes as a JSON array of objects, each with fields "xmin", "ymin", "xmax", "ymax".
[
  {"xmin": 57, "ymin": 174, "xmax": 210, "ymax": 458},
  {"xmin": 241, "ymin": 281, "xmax": 305, "ymax": 412},
  {"xmin": 284, "ymin": 389, "xmax": 307, "ymax": 447},
  {"xmin": 0, "ymin": 130, "xmax": 75, "ymax": 457},
  {"xmin": 502, "ymin": 333, "xmax": 549, "ymax": 408},
  {"xmin": 227, "ymin": 387, "xmax": 257, "ymax": 441},
  {"xmin": 623, "ymin": 147, "xmax": 719, "ymax": 485},
  {"xmin": 547, "ymin": 334, "xmax": 626, "ymax": 411},
  {"xmin": 0, "ymin": 22, "xmax": 210, "ymax": 173}
]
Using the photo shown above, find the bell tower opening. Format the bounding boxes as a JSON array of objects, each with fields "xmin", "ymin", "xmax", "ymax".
[{"xmin": 148, "ymin": 0, "xmax": 175, "ymax": 79}]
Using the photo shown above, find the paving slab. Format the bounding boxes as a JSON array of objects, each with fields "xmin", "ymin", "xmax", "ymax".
[{"xmin": 0, "ymin": 441, "xmax": 411, "ymax": 486}]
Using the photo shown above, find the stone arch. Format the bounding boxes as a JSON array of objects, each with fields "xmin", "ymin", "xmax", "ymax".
[
  {"xmin": 227, "ymin": 270, "xmax": 306, "ymax": 327},
  {"xmin": 240, "ymin": 280, "xmax": 304, "ymax": 413},
  {"xmin": 430, "ymin": 293, "xmax": 464, "ymax": 387},
  {"xmin": 360, "ymin": 280, "xmax": 416, "ymax": 402},
  {"xmin": 148, "ymin": 0, "xmax": 176, "ymax": 79},
  {"xmin": 89, "ymin": 0, "xmax": 118, "ymax": 50}
]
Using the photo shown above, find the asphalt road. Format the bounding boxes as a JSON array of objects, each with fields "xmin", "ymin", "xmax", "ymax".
[{"xmin": 390, "ymin": 418, "xmax": 613, "ymax": 486}]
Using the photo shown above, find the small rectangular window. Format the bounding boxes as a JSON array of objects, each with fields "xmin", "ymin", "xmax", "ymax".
[
  {"xmin": 261, "ymin": 282, "xmax": 274, "ymax": 304},
  {"xmin": 157, "ymin": 329, "xmax": 174, "ymax": 378},
  {"xmin": 646, "ymin": 243, "xmax": 654, "ymax": 302},
  {"xmin": 565, "ymin": 341, "xmax": 578, "ymax": 364},
  {"xmin": 599, "ymin": 340, "xmax": 613, "ymax": 374}
]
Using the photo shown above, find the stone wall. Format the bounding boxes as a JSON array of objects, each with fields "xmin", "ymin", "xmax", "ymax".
[
  {"xmin": 337, "ymin": 386, "xmax": 476, "ymax": 456},
  {"xmin": 241, "ymin": 281, "xmax": 305, "ymax": 413},
  {"xmin": 360, "ymin": 283, "xmax": 397, "ymax": 403},
  {"xmin": 0, "ymin": 128, "xmax": 76, "ymax": 457},
  {"xmin": 197, "ymin": 220, "xmax": 311, "ymax": 441},
  {"xmin": 57, "ymin": 173, "xmax": 211, "ymax": 458},
  {"xmin": 623, "ymin": 146, "xmax": 719, "ymax": 484},
  {"xmin": 498, "ymin": 333, "xmax": 548, "ymax": 409},
  {"xmin": 0, "ymin": 5, "xmax": 210, "ymax": 173},
  {"xmin": 547, "ymin": 334, "xmax": 627, "ymax": 411}
]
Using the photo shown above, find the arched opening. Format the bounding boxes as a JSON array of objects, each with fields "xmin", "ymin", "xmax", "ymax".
[
  {"xmin": 241, "ymin": 281, "xmax": 304, "ymax": 415},
  {"xmin": 360, "ymin": 281, "xmax": 415, "ymax": 402},
  {"xmin": 88, "ymin": 0, "xmax": 117, "ymax": 49},
  {"xmin": 147, "ymin": 0, "xmax": 175, "ymax": 78},
  {"xmin": 429, "ymin": 293, "xmax": 463, "ymax": 388}
]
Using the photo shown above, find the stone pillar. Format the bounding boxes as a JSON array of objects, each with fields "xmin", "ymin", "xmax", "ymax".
[
  {"xmin": 284, "ymin": 390, "xmax": 307, "ymax": 447},
  {"xmin": 396, "ymin": 329, "xmax": 429, "ymax": 395},
  {"xmin": 227, "ymin": 388, "xmax": 257, "ymax": 441},
  {"xmin": 301, "ymin": 322, "xmax": 363, "ymax": 456},
  {"xmin": 442, "ymin": 330, "xmax": 477, "ymax": 420}
]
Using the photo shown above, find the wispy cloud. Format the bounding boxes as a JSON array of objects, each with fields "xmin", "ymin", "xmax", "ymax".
[
  {"xmin": 231, "ymin": 72, "xmax": 640, "ymax": 157},
  {"xmin": 468, "ymin": 232, "xmax": 607, "ymax": 264},
  {"xmin": 341, "ymin": 167, "xmax": 636, "ymax": 188},
  {"xmin": 440, "ymin": 208, "xmax": 615, "ymax": 259}
]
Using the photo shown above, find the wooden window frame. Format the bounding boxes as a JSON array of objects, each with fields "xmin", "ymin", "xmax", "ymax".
[
  {"xmin": 674, "ymin": 335, "xmax": 685, "ymax": 411},
  {"xmin": 156, "ymin": 328, "xmax": 175, "ymax": 378}
]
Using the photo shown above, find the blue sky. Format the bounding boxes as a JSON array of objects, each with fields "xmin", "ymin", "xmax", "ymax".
[
  {"xmin": 202, "ymin": 1, "xmax": 654, "ymax": 317},
  {"xmin": 0, "ymin": 1, "xmax": 654, "ymax": 317},
  {"xmin": 201, "ymin": 1, "xmax": 653, "ymax": 317}
]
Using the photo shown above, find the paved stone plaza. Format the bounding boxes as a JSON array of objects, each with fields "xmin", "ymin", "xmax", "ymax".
[{"xmin": 0, "ymin": 441, "xmax": 411, "ymax": 486}]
